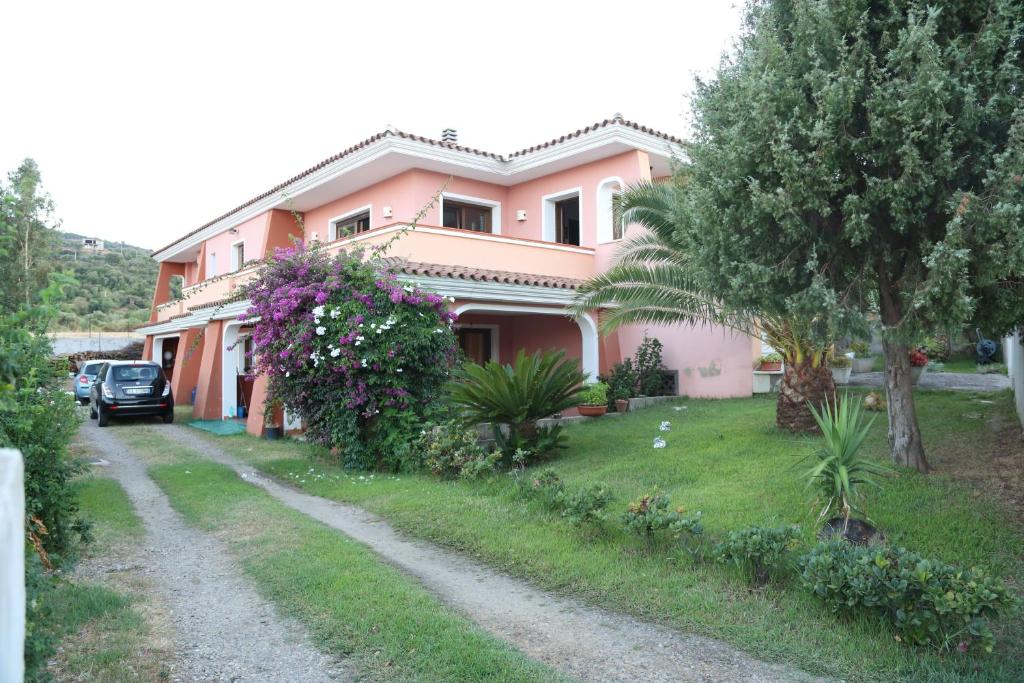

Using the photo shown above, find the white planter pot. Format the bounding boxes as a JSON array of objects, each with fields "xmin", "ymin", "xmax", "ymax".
[
  {"xmin": 910, "ymin": 366, "xmax": 926, "ymax": 385},
  {"xmin": 831, "ymin": 366, "xmax": 852, "ymax": 385},
  {"xmin": 852, "ymin": 357, "xmax": 875, "ymax": 374}
]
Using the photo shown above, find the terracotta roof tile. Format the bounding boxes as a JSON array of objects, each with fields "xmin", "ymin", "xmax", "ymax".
[{"xmin": 384, "ymin": 258, "xmax": 582, "ymax": 290}]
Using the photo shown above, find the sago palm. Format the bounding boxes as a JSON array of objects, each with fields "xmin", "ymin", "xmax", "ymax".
[
  {"xmin": 447, "ymin": 348, "xmax": 585, "ymax": 454},
  {"xmin": 570, "ymin": 180, "xmax": 833, "ymax": 432}
]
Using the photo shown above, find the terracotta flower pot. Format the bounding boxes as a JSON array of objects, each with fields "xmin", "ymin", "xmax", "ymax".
[
  {"xmin": 759, "ymin": 361, "xmax": 782, "ymax": 372},
  {"xmin": 577, "ymin": 404, "xmax": 608, "ymax": 417},
  {"xmin": 614, "ymin": 399, "xmax": 630, "ymax": 413}
]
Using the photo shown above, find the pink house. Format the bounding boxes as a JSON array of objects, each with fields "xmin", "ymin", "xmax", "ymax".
[{"xmin": 138, "ymin": 116, "xmax": 756, "ymax": 434}]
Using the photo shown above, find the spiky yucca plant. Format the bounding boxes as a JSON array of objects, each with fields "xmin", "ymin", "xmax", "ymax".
[{"xmin": 805, "ymin": 394, "xmax": 889, "ymax": 525}]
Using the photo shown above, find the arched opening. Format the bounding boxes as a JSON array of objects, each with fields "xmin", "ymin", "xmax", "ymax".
[{"xmin": 596, "ymin": 177, "xmax": 625, "ymax": 244}]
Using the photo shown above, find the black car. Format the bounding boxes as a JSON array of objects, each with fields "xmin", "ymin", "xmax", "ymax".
[{"xmin": 89, "ymin": 361, "xmax": 174, "ymax": 427}]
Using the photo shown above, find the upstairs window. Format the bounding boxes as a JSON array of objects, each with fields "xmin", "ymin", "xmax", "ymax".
[
  {"xmin": 230, "ymin": 241, "xmax": 245, "ymax": 271},
  {"xmin": 208, "ymin": 252, "xmax": 217, "ymax": 278},
  {"xmin": 329, "ymin": 210, "xmax": 371, "ymax": 240},
  {"xmin": 443, "ymin": 200, "xmax": 493, "ymax": 233},
  {"xmin": 554, "ymin": 196, "xmax": 580, "ymax": 246}
]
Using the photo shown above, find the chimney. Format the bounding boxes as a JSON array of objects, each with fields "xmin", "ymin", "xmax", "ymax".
[{"xmin": 441, "ymin": 128, "xmax": 458, "ymax": 143}]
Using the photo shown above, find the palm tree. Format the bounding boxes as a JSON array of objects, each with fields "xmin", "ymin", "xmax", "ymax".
[{"xmin": 571, "ymin": 181, "xmax": 833, "ymax": 432}]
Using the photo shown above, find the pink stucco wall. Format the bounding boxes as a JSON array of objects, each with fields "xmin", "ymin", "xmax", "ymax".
[
  {"xmin": 203, "ymin": 213, "xmax": 269, "ymax": 278},
  {"xmin": 457, "ymin": 312, "xmax": 582, "ymax": 365}
]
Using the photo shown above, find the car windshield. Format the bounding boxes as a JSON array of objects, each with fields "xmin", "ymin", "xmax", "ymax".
[
  {"xmin": 111, "ymin": 366, "xmax": 159, "ymax": 382},
  {"xmin": 81, "ymin": 362, "xmax": 104, "ymax": 375}
]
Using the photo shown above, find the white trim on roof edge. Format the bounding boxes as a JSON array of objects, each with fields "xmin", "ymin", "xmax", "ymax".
[{"xmin": 152, "ymin": 124, "xmax": 682, "ymax": 263}]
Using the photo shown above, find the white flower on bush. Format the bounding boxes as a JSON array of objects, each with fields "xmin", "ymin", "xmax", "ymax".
[
  {"xmin": 403, "ymin": 285, "xmax": 413, "ymax": 292},
  {"xmin": 361, "ymin": 358, "xmax": 368, "ymax": 367},
  {"xmin": 396, "ymin": 368, "xmax": 403, "ymax": 373},
  {"xmin": 329, "ymin": 308, "xmax": 341, "ymax": 319},
  {"xmin": 330, "ymin": 347, "xmax": 342, "ymax": 358},
  {"xmin": 315, "ymin": 326, "xmax": 326, "ymax": 336},
  {"xmin": 659, "ymin": 421, "xmax": 671, "ymax": 432},
  {"xmin": 653, "ymin": 437, "xmax": 667, "ymax": 449},
  {"xmin": 312, "ymin": 305, "xmax": 325, "ymax": 317}
]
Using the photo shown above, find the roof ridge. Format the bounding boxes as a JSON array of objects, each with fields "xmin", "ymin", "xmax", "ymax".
[{"xmin": 152, "ymin": 117, "xmax": 681, "ymax": 257}]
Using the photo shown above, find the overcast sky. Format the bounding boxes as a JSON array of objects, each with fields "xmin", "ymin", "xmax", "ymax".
[{"xmin": 2, "ymin": 1, "xmax": 744, "ymax": 250}]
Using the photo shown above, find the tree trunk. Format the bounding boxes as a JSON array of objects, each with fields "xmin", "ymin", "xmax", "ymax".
[
  {"xmin": 881, "ymin": 338, "xmax": 930, "ymax": 473},
  {"xmin": 776, "ymin": 358, "xmax": 835, "ymax": 432}
]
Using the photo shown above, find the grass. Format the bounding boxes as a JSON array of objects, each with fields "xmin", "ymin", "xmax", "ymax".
[
  {"xmin": 36, "ymin": 475, "xmax": 170, "ymax": 682},
  {"xmin": 135, "ymin": 439, "xmax": 562, "ymax": 682},
  {"xmin": 193, "ymin": 391, "xmax": 1024, "ymax": 683}
]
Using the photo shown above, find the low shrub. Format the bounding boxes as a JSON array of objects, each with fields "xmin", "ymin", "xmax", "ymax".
[
  {"xmin": 622, "ymin": 493, "xmax": 703, "ymax": 539},
  {"xmin": 635, "ymin": 334, "xmax": 668, "ymax": 396},
  {"xmin": 516, "ymin": 467, "xmax": 565, "ymax": 509},
  {"xmin": 830, "ymin": 354, "xmax": 852, "ymax": 368},
  {"xmin": 419, "ymin": 422, "xmax": 499, "ymax": 480},
  {"xmin": 603, "ymin": 359, "xmax": 637, "ymax": 406},
  {"xmin": 799, "ymin": 540, "xmax": 1019, "ymax": 653},
  {"xmin": 850, "ymin": 341, "xmax": 871, "ymax": 358},
  {"xmin": 561, "ymin": 483, "xmax": 613, "ymax": 526},
  {"xmin": 714, "ymin": 525, "xmax": 801, "ymax": 585}
]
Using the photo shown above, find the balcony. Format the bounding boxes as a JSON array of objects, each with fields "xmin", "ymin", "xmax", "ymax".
[{"xmin": 152, "ymin": 223, "xmax": 595, "ymax": 324}]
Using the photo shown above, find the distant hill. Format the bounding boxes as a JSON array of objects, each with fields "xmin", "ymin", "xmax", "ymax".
[{"xmin": 53, "ymin": 233, "xmax": 157, "ymax": 331}]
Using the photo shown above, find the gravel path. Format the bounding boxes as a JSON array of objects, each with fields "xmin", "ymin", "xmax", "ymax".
[
  {"xmin": 167, "ymin": 424, "xmax": 826, "ymax": 683},
  {"xmin": 79, "ymin": 422, "xmax": 351, "ymax": 682},
  {"xmin": 847, "ymin": 370, "xmax": 1010, "ymax": 392}
]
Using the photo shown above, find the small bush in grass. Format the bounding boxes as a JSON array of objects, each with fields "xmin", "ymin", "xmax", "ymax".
[
  {"xmin": 622, "ymin": 492, "xmax": 703, "ymax": 539},
  {"xmin": 799, "ymin": 540, "xmax": 1019, "ymax": 653},
  {"xmin": 516, "ymin": 467, "xmax": 566, "ymax": 509},
  {"xmin": 561, "ymin": 484, "xmax": 613, "ymax": 526},
  {"xmin": 419, "ymin": 422, "xmax": 499, "ymax": 480},
  {"xmin": 714, "ymin": 525, "xmax": 801, "ymax": 585}
]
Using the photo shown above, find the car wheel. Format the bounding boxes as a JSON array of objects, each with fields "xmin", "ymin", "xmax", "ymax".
[
  {"xmin": 97, "ymin": 405, "xmax": 110, "ymax": 427},
  {"xmin": 78, "ymin": 397, "xmax": 89, "ymax": 406},
  {"xmin": 89, "ymin": 404, "xmax": 97, "ymax": 419},
  {"xmin": 162, "ymin": 409, "xmax": 174, "ymax": 424}
]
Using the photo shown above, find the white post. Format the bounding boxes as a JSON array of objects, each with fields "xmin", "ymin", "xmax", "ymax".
[{"xmin": 0, "ymin": 449, "xmax": 25, "ymax": 683}]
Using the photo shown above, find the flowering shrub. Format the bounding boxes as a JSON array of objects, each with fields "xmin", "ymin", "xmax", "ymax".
[
  {"xmin": 561, "ymin": 483, "xmax": 614, "ymax": 526},
  {"xmin": 909, "ymin": 349, "xmax": 929, "ymax": 367},
  {"xmin": 241, "ymin": 243, "xmax": 458, "ymax": 470},
  {"xmin": 516, "ymin": 467, "xmax": 566, "ymax": 509}
]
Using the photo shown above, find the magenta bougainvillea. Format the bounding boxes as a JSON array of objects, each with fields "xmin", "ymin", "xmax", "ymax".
[{"xmin": 240, "ymin": 243, "xmax": 458, "ymax": 470}]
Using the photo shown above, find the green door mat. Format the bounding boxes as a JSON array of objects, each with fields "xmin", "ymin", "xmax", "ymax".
[{"xmin": 187, "ymin": 419, "xmax": 248, "ymax": 436}]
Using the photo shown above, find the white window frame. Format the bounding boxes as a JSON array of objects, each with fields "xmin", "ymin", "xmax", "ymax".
[
  {"xmin": 596, "ymin": 176, "xmax": 625, "ymax": 244},
  {"xmin": 440, "ymin": 192, "xmax": 501, "ymax": 235},
  {"xmin": 230, "ymin": 240, "xmax": 245, "ymax": 272},
  {"xmin": 541, "ymin": 187, "xmax": 583, "ymax": 244},
  {"xmin": 208, "ymin": 251, "xmax": 217, "ymax": 278},
  {"xmin": 454, "ymin": 323, "xmax": 500, "ymax": 364},
  {"xmin": 328, "ymin": 204, "xmax": 373, "ymax": 241}
]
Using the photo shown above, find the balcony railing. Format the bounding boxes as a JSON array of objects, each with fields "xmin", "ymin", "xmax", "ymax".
[{"xmin": 152, "ymin": 223, "xmax": 595, "ymax": 323}]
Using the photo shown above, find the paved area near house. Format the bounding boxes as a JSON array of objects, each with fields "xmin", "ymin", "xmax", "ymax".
[
  {"xmin": 77, "ymin": 424, "xmax": 350, "ymax": 683},
  {"xmin": 848, "ymin": 371, "xmax": 1010, "ymax": 392},
  {"xmin": 164, "ymin": 423, "xmax": 827, "ymax": 683}
]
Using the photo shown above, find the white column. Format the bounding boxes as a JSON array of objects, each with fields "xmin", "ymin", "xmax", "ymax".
[
  {"xmin": 0, "ymin": 449, "xmax": 25, "ymax": 683},
  {"xmin": 574, "ymin": 313, "xmax": 600, "ymax": 383},
  {"xmin": 221, "ymin": 323, "xmax": 241, "ymax": 420}
]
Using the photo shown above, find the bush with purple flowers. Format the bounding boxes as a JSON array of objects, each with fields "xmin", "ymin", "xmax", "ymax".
[{"xmin": 240, "ymin": 242, "xmax": 458, "ymax": 470}]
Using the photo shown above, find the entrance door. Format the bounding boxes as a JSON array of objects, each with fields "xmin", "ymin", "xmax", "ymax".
[{"xmin": 458, "ymin": 328, "xmax": 492, "ymax": 365}]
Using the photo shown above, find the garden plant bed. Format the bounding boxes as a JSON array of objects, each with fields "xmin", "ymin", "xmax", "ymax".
[{"xmin": 180, "ymin": 391, "xmax": 1024, "ymax": 683}]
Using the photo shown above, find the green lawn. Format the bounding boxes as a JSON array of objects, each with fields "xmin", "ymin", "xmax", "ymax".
[
  {"xmin": 195, "ymin": 391, "xmax": 1024, "ymax": 683},
  {"xmin": 139, "ymin": 444, "xmax": 562, "ymax": 682},
  {"xmin": 34, "ymin": 475, "xmax": 170, "ymax": 682}
]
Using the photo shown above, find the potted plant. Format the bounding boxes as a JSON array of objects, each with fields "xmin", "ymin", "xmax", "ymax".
[
  {"xmin": 909, "ymin": 349, "xmax": 929, "ymax": 384},
  {"xmin": 850, "ymin": 341, "xmax": 874, "ymax": 373},
  {"xmin": 604, "ymin": 359, "xmax": 637, "ymax": 413},
  {"xmin": 805, "ymin": 395, "xmax": 889, "ymax": 545},
  {"xmin": 756, "ymin": 352, "xmax": 783, "ymax": 372},
  {"xmin": 829, "ymin": 354, "xmax": 852, "ymax": 385},
  {"xmin": 263, "ymin": 396, "xmax": 283, "ymax": 439},
  {"xmin": 577, "ymin": 382, "xmax": 609, "ymax": 417}
]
